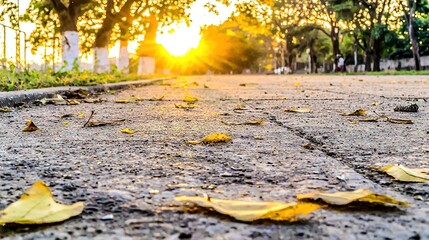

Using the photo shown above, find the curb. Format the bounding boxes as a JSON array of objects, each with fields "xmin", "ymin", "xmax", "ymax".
[{"xmin": 0, "ymin": 78, "xmax": 171, "ymax": 107}]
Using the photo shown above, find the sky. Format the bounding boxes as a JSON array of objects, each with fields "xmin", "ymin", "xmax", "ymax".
[{"xmin": 6, "ymin": 0, "xmax": 236, "ymax": 63}]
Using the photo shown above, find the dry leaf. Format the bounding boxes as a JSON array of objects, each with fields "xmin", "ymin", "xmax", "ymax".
[
  {"xmin": 62, "ymin": 121, "xmax": 70, "ymax": 125},
  {"xmin": 239, "ymin": 83, "xmax": 257, "ymax": 87},
  {"xmin": 358, "ymin": 117, "xmax": 379, "ymax": 122},
  {"xmin": 56, "ymin": 114, "xmax": 75, "ymax": 119},
  {"xmin": 83, "ymin": 98, "xmax": 105, "ymax": 103},
  {"xmin": 379, "ymin": 164, "xmax": 429, "ymax": 182},
  {"xmin": 387, "ymin": 118, "xmax": 413, "ymax": 124},
  {"xmin": 293, "ymin": 82, "xmax": 301, "ymax": 87},
  {"xmin": 254, "ymin": 136, "xmax": 265, "ymax": 140},
  {"xmin": 204, "ymin": 84, "xmax": 210, "ymax": 89},
  {"xmin": 221, "ymin": 120, "xmax": 264, "ymax": 126},
  {"xmin": 187, "ymin": 133, "xmax": 232, "ymax": 145},
  {"xmin": 115, "ymin": 97, "xmax": 143, "ymax": 103},
  {"xmin": 175, "ymin": 196, "xmax": 320, "ymax": 222},
  {"xmin": 35, "ymin": 95, "xmax": 67, "ymax": 105},
  {"xmin": 67, "ymin": 99, "xmax": 80, "ymax": 105},
  {"xmin": 340, "ymin": 109, "xmax": 366, "ymax": 116},
  {"xmin": 23, "ymin": 120, "xmax": 39, "ymax": 132},
  {"xmin": 183, "ymin": 95, "xmax": 199, "ymax": 103},
  {"xmin": 149, "ymin": 96, "xmax": 164, "ymax": 101},
  {"xmin": 284, "ymin": 108, "xmax": 311, "ymax": 113},
  {"xmin": 85, "ymin": 119, "xmax": 125, "ymax": 127},
  {"xmin": 0, "ymin": 181, "xmax": 84, "ymax": 224},
  {"xmin": 234, "ymin": 104, "xmax": 246, "ymax": 110},
  {"xmin": 0, "ymin": 107, "xmax": 12, "ymax": 112},
  {"xmin": 77, "ymin": 113, "xmax": 84, "ymax": 117},
  {"xmin": 297, "ymin": 189, "xmax": 408, "ymax": 207},
  {"xmin": 175, "ymin": 104, "xmax": 196, "ymax": 109},
  {"xmin": 120, "ymin": 128, "xmax": 137, "ymax": 134},
  {"xmin": 63, "ymin": 88, "xmax": 89, "ymax": 99}
]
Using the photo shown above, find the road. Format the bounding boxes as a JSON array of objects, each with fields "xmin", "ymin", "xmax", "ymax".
[{"xmin": 1, "ymin": 74, "xmax": 429, "ymax": 239}]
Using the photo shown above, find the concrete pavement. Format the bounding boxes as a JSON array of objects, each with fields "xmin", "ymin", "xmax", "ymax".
[{"xmin": 1, "ymin": 74, "xmax": 429, "ymax": 239}]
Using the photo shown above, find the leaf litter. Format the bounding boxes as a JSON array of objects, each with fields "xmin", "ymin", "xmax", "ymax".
[
  {"xmin": 379, "ymin": 164, "xmax": 429, "ymax": 182},
  {"xmin": 0, "ymin": 181, "xmax": 84, "ymax": 225},
  {"xmin": 221, "ymin": 119, "xmax": 265, "ymax": 126},
  {"xmin": 284, "ymin": 108, "xmax": 311, "ymax": 113},
  {"xmin": 340, "ymin": 109, "xmax": 366, "ymax": 116},
  {"xmin": 186, "ymin": 133, "xmax": 232, "ymax": 145},
  {"xmin": 175, "ymin": 196, "xmax": 320, "ymax": 222},
  {"xmin": 297, "ymin": 189, "xmax": 408, "ymax": 207},
  {"xmin": 22, "ymin": 120, "xmax": 39, "ymax": 132}
]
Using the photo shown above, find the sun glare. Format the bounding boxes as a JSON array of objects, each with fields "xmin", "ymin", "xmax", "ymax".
[{"xmin": 157, "ymin": 27, "xmax": 201, "ymax": 56}]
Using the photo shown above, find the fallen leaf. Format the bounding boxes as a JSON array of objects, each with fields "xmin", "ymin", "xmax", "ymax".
[
  {"xmin": 284, "ymin": 108, "xmax": 311, "ymax": 113},
  {"xmin": 340, "ymin": 109, "xmax": 366, "ymax": 116},
  {"xmin": 221, "ymin": 120, "xmax": 264, "ymax": 126},
  {"xmin": 85, "ymin": 119, "xmax": 126, "ymax": 127},
  {"xmin": 62, "ymin": 88, "xmax": 89, "ymax": 99},
  {"xmin": 234, "ymin": 104, "xmax": 246, "ymax": 110},
  {"xmin": 394, "ymin": 104, "xmax": 418, "ymax": 112},
  {"xmin": 35, "ymin": 95, "xmax": 67, "ymax": 105},
  {"xmin": 77, "ymin": 113, "xmax": 85, "ymax": 117},
  {"xmin": 183, "ymin": 95, "xmax": 199, "ymax": 103},
  {"xmin": 67, "ymin": 99, "xmax": 80, "ymax": 105},
  {"xmin": 83, "ymin": 98, "xmax": 105, "ymax": 103},
  {"xmin": 379, "ymin": 164, "xmax": 429, "ymax": 182},
  {"xmin": 370, "ymin": 102, "xmax": 383, "ymax": 106},
  {"xmin": 387, "ymin": 118, "xmax": 413, "ymax": 124},
  {"xmin": 62, "ymin": 121, "xmax": 70, "ymax": 125},
  {"xmin": 239, "ymin": 83, "xmax": 257, "ymax": 87},
  {"xmin": 23, "ymin": 120, "xmax": 39, "ymax": 132},
  {"xmin": 186, "ymin": 133, "xmax": 232, "ymax": 145},
  {"xmin": 120, "ymin": 128, "xmax": 137, "ymax": 134},
  {"xmin": 293, "ymin": 82, "xmax": 301, "ymax": 87},
  {"xmin": 297, "ymin": 189, "xmax": 408, "ymax": 207},
  {"xmin": 0, "ymin": 181, "xmax": 84, "ymax": 224},
  {"xmin": 56, "ymin": 114, "xmax": 75, "ymax": 119},
  {"xmin": 149, "ymin": 96, "xmax": 164, "ymax": 101},
  {"xmin": 175, "ymin": 104, "xmax": 196, "ymax": 109},
  {"xmin": 175, "ymin": 196, "xmax": 320, "ymax": 222},
  {"xmin": 358, "ymin": 117, "xmax": 379, "ymax": 122},
  {"xmin": 254, "ymin": 136, "xmax": 265, "ymax": 140},
  {"xmin": 0, "ymin": 107, "xmax": 12, "ymax": 112},
  {"xmin": 115, "ymin": 97, "xmax": 143, "ymax": 103},
  {"xmin": 204, "ymin": 84, "xmax": 210, "ymax": 89}
]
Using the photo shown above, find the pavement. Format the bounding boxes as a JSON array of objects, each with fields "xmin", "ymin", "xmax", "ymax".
[{"xmin": 1, "ymin": 74, "xmax": 429, "ymax": 240}]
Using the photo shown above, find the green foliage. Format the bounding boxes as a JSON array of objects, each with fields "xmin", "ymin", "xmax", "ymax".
[{"xmin": 0, "ymin": 68, "xmax": 153, "ymax": 91}]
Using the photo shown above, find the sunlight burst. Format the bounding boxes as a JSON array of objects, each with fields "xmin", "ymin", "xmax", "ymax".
[{"xmin": 157, "ymin": 27, "xmax": 201, "ymax": 56}]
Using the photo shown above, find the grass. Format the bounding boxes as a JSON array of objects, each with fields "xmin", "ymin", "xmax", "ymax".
[{"xmin": 0, "ymin": 67, "xmax": 170, "ymax": 91}]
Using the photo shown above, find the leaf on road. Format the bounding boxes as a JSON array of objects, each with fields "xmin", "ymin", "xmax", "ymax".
[
  {"xmin": 62, "ymin": 121, "xmax": 70, "ymax": 125},
  {"xmin": 0, "ymin": 107, "xmax": 12, "ymax": 112},
  {"xmin": 120, "ymin": 128, "xmax": 137, "ymax": 134},
  {"xmin": 175, "ymin": 104, "xmax": 196, "ymax": 109},
  {"xmin": 175, "ymin": 196, "xmax": 320, "ymax": 222},
  {"xmin": 85, "ymin": 119, "xmax": 126, "ymax": 127},
  {"xmin": 63, "ymin": 88, "xmax": 89, "ymax": 99},
  {"xmin": 77, "ymin": 113, "xmax": 85, "ymax": 117},
  {"xmin": 186, "ymin": 133, "xmax": 232, "ymax": 145},
  {"xmin": 204, "ymin": 84, "xmax": 210, "ymax": 89},
  {"xmin": 284, "ymin": 108, "xmax": 311, "ymax": 113},
  {"xmin": 183, "ymin": 95, "xmax": 199, "ymax": 103},
  {"xmin": 83, "ymin": 98, "xmax": 106, "ymax": 103},
  {"xmin": 394, "ymin": 103, "xmax": 418, "ymax": 112},
  {"xmin": 221, "ymin": 120, "xmax": 265, "ymax": 126},
  {"xmin": 115, "ymin": 97, "xmax": 143, "ymax": 103},
  {"xmin": 239, "ymin": 83, "xmax": 257, "ymax": 87},
  {"xmin": 379, "ymin": 164, "xmax": 429, "ymax": 182},
  {"xmin": 293, "ymin": 82, "xmax": 301, "ymax": 87},
  {"xmin": 340, "ymin": 109, "xmax": 366, "ymax": 116},
  {"xmin": 358, "ymin": 117, "xmax": 379, "ymax": 122},
  {"xmin": 35, "ymin": 95, "xmax": 67, "ymax": 105},
  {"xmin": 234, "ymin": 104, "xmax": 246, "ymax": 110},
  {"xmin": 23, "ymin": 120, "xmax": 39, "ymax": 132},
  {"xmin": 149, "ymin": 96, "xmax": 164, "ymax": 101},
  {"xmin": 67, "ymin": 99, "xmax": 80, "ymax": 105},
  {"xmin": 387, "ymin": 118, "xmax": 413, "ymax": 124},
  {"xmin": 0, "ymin": 181, "xmax": 84, "ymax": 224},
  {"xmin": 297, "ymin": 189, "xmax": 408, "ymax": 207},
  {"xmin": 56, "ymin": 113, "xmax": 75, "ymax": 119}
]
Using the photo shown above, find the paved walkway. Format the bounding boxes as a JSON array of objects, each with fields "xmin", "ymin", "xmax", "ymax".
[{"xmin": 1, "ymin": 75, "xmax": 429, "ymax": 239}]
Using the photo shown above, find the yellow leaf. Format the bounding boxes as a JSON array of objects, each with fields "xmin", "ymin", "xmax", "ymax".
[
  {"xmin": 293, "ymin": 82, "xmax": 301, "ymax": 87},
  {"xmin": 23, "ymin": 120, "xmax": 39, "ymax": 132},
  {"xmin": 0, "ymin": 107, "xmax": 12, "ymax": 112},
  {"xmin": 120, "ymin": 128, "xmax": 137, "ymax": 134},
  {"xmin": 234, "ymin": 104, "xmax": 246, "ymax": 110},
  {"xmin": 297, "ymin": 189, "xmax": 408, "ymax": 207},
  {"xmin": 183, "ymin": 95, "xmax": 199, "ymax": 103},
  {"xmin": 0, "ymin": 181, "xmax": 84, "ymax": 224},
  {"xmin": 115, "ymin": 97, "xmax": 143, "ymax": 103},
  {"xmin": 379, "ymin": 164, "xmax": 429, "ymax": 182},
  {"xmin": 221, "ymin": 120, "xmax": 265, "ymax": 126},
  {"xmin": 175, "ymin": 196, "xmax": 320, "ymax": 222},
  {"xmin": 284, "ymin": 108, "xmax": 311, "ymax": 113},
  {"xmin": 340, "ymin": 109, "xmax": 367, "ymax": 116},
  {"xmin": 149, "ymin": 96, "xmax": 164, "ymax": 101},
  {"xmin": 67, "ymin": 99, "xmax": 80, "ymax": 105},
  {"xmin": 175, "ymin": 104, "xmax": 196, "ymax": 109},
  {"xmin": 387, "ymin": 118, "xmax": 413, "ymax": 124},
  {"xmin": 62, "ymin": 121, "xmax": 69, "ymax": 125},
  {"xmin": 77, "ymin": 113, "xmax": 85, "ymax": 117},
  {"xmin": 186, "ymin": 133, "xmax": 232, "ymax": 145}
]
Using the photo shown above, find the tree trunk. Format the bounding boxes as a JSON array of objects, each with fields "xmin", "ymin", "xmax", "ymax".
[
  {"xmin": 117, "ymin": 40, "xmax": 129, "ymax": 73},
  {"xmin": 364, "ymin": 51, "xmax": 372, "ymax": 72},
  {"xmin": 331, "ymin": 27, "xmax": 340, "ymax": 70},
  {"xmin": 93, "ymin": 17, "xmax": 115, "ymax": 73},
  {"xmin": 353, "ymin": 46, "xmax": 358, "ymax": 72},
  {"xmin": 373, "ymin": 39, "xmax": 382, "ymax": 72},
  {"xmin": 408, "ymin": 0, "xmax": 421, "ymax": 70},
  {"xmin": 50, "ymin": 0, "xmax": 81, "ymax": 71}
]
